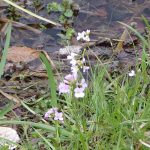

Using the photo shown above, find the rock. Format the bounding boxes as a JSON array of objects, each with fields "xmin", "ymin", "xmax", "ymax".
[{"xmin": 59, "ymin": 45, "xmax": 82, "ymax": 55}]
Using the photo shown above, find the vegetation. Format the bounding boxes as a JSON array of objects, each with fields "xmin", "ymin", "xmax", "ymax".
[
  {"xmin": 47, "ymin": 0, "xmax": 76, "ymax": 44},
  {"xmin": 0, "ymin": 0, "xmax": 150, "ymax": 149}
]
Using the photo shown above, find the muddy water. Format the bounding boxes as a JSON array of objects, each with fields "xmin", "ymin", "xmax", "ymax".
[{"xmin": 7, "ymin": 0, "xmax": 150, "ymax": 51}]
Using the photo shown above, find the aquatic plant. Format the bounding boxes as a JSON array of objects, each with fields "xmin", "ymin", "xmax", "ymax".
[{"xmin": 47, "ymin": 0, "xmax": 78, "ymax": 45}]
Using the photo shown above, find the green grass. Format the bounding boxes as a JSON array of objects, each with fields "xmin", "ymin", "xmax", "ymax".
[
  {"xmin": 1, "ymin": 53, "xmax": 150, "ymax": 149},
  {"xmin": 0, "ymin": 15, "xmax": 150, "ymax": 150},
  {"xmin": 0, "ymin": 23, "xmax": 12, "ymax": 79}
]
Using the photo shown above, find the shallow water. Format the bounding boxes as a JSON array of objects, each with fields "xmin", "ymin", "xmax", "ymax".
[{"xmin": 5, "ymin": 0, "xmax": 150, "ymax": 51}]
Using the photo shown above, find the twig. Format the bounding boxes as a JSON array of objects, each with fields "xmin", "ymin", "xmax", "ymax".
[
  {"xmin": 0, "ymin": 18, "xmax": 41, "ymax": 34},
  {"xmin": 0, "ymin": 88, "xmax": 21, "ymax": 104}
]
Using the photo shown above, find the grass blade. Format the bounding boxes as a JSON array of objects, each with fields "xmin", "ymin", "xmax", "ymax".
[
  {"xmin": 40, "ymin": 52, "xmax": 57, "ymax": 106},
  {"xmin": 0, "ymin": 23, "xmax": 12, "ymax": 79},
  {"xmin": 0, "ymin": 102, "xmax": 13, "ymax": 118},
  {"xmin": 34, "ymin": 128, "xmax": 56, "ymax": 150},
  {"xmin": 0, "ymin": 120, "xmax": 73, "ymax": 137}
]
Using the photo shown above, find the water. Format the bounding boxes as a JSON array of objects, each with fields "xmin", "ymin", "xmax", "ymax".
[{"xmin": 8, "ymin": 0, "xmax": 150, "ymax": 51}]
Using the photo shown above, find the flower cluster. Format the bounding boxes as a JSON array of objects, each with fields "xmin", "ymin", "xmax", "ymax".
[
  {"xmin": 58, "ymin": 52, "xmax": 89, "ymax": 98},
  {"xmin": 77, "ymin": 29, "xmax": 90, "ymax": 42},
  {"xmin": 44, "ymin": 107, "xmax": 63, "ymax": 122}
]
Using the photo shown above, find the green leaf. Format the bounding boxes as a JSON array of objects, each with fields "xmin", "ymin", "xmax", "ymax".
[
  {"xmin": 0, "ymin": 23, "xmax": 12, "ymax": 79},
  {"xmin": 142, "ymin": 15, "xmax": 150, "ymax": 31},
  {"xmin": 47, "ymin": 2, "xmax": 61, "ymax": 12},
  {"xmin": 64, "ymin": 9, "xmax": 73, "ymax": 17},
  {"xmin": 0, "ymin": 102, "xmax": 13, "ymax": 118},
  {"xmin": 40, "ymin": 52, "xmax": 57, "ymax": 107},
  {"xmin": 0, "ymin": 120, "xmax": 73, "ymax": 137},
  {"xmin": 66, "ymin": 27, "xmax": 75, "ymax": 39},
  {"xmin": 59, "ymin": 15, "xmax": 67, "ymax": 24}
]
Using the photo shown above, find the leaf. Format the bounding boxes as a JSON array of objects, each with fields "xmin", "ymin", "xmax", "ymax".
[
  {"xmin": 7, "ymin": 46, "xmax": 40, "ymax": 63},
  {"xmin": 142, "ymin": 15, "xmax": 150, "ymax": 31},
  {"xmin": 66, "ymin": 27, "xmax": 75, "ymax": 39},
  {"xmin": 0, "ymin": 103, "xmax": 13, "ymax": 118},
  {"xmin": 0, "ymin": 23, "xmax": 12, "ymax": 79},
  {"xmin": 40, "ymin": 52, "xmax": 57, "ymax": 106},
  {"xmin": 47, "ymin": 2, "xmax": 61, "ymax": 12},
  {"xmin": 0, "ymin": 120, "xmax": 73, "ymax": 137},
  {"xmin": 0, "ymin": 127, "xmax": 20, "ymax": 150},
  {"xmin": 114, "ymin": 28, "xmax": 128, "ymax": 53},
  {"xmin": 64, "ymin": 9, "xmax": 73, "ymax": 17}
]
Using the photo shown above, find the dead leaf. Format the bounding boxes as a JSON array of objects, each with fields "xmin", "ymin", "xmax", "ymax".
[
  {"xmin": 0, "ymin": 126, "xmax": 20, "ymax": 150},
  {"xmin": 7, "ymin": 46, "xmax": 40, "ymax": 63},
  {"xmin": 114, "ymin": 28, "xmax": 128, "ymax": 53}
]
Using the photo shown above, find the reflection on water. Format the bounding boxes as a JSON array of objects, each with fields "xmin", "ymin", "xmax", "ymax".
[{"xmin": 10, "ymin": 0, "xmax": 150, "ymax": 51}]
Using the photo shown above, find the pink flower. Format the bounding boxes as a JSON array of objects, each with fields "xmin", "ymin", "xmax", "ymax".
[
  {"xmin": 58, "ymin": 82, "xmax": 70, "ymax": 94},
  {"xmin": 76, "ymin": 79, "xmax": 87, "ymax": 89},
  {"xmin": 44, "ymin": 108, "xmax": 58, "ymax": 118},
  {"xmin": 80, "ymin": 79, "xmax": 88, "ymax": 89},
  {"xmin": 64, "ymin": 74, "xmax": 75, "ymax": 83},
  {"xmin": 45, "ymin": 108, "xmax": 64, "ymax": 123},
  {"xmin": 54, "ymin": 112, "xmax": 63, "ymax": 121},
  {"xmin": 74, "ymin": 78, "xmax": 87, "ymax": 98}
]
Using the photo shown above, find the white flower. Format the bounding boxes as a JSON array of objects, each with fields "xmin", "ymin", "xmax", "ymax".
[
  {"xmin": 74, "ymin": 87, "xmax": 85, "ymax": 98},
  {"xmin": 70, "ymin": 59, "xmax": 77, "ymax": 66},
  {"xmin": 71, "ymin": 66, "xmax": 78, "ymax": 80},
  {"xmin": 83, "ymin": 36, "xmax": 90, "ymax": 42},
  {"xmin": 129, "ymin": 70, "xmax": 135, "ymax": 77},
  {"xmin": 77, "ymin": 30, "xmax": 90, "ymax": 42},
  {"xmin": 82, "ymin": 57, "xmax": 85, "ymax": 63},
  {"xmin": 67, "ymin": 53, "xmax": 77, "ymax": 60},
  {"xmin": 86, "ymin": 29, "xmax": 90, "ymax": 35},
  {"xmin": 77, "ymin": 31, "xmax": 85, "ymax": 41},
  {"xmin": 74, "ymin": 92, "xmax": 85, "ymax": 98},
  {"xmin": 83, "ymin": 66, "xmax": 89, "ymax": 72}
]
